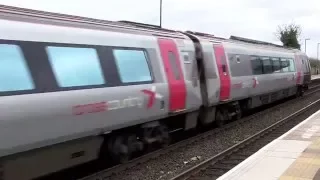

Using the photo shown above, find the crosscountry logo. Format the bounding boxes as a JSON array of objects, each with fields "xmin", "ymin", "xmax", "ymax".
[{"xmin": 141, "ymin": 86, "xmax": 163, "ymax": 109}]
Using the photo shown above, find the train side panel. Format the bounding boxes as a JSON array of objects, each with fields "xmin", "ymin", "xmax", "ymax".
[
  {"xmin": 222, "ymin": 45, "xmax": 253, "ymax": 101},
  {"xmin": 222, "ymin": 42, "xmax": 298, "ymax": 107},
  {"xmin": 0, "ymin": 19, "xmax": 176, "ymax": 157}
]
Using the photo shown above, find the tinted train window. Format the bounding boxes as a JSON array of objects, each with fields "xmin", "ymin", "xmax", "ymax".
[
  {"xmin": 168, "ymin": 51, "xmax": 181, "ymax": 80},
  {"xmin": 46, "ymin": 46, "xmax": 105, "ymax": 87},
  {"xmin": 251, "ymin": 56, "xmax": 263, "ymax": 75},
  {"xmin": 220, "ymin": 54, "xmax": 228, "ymax": 73},
  {"xmin": 272, "ymin": 58, "xmax": 280, "ymax": 72},
  {"xmin": 281, "ymin": 58, "xmax": 289, "ymax": 72},
  {"xmin": 113, "ymin": 49, "xmax": 152, "ymax": 83},
  {"xmin": 288, "ymin": 59, "xmax": 296, "ymax": 72},
  {"xmin": 0, "ymin": 44, "xmax": 34, "ymax": 92},
  {"xmin": 262, "ymin": 57, "xmax": 272, "ymax": 74}
]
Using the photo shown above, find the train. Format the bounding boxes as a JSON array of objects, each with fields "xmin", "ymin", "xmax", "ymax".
[{"xmin": 0, "ymin": 5, "xmax": 312, "ymax": 180}]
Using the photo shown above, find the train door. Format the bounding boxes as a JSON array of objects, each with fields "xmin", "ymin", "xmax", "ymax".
[
  {"xmin": 158, "ymin": 38, "xmax": 187, "ymax": 112},
  {"xmin": 303, "ymin": 56, "xmax": 311, "ymax": 74},
  {"xmin": 294, "ymin": 55, "xmax": 303, "ymax": 85},
  {"xmin": 302, "ymin": 55, "xmax": 311, "ymax": 84},
  {"xmin": 213, "ymin": 44, "xmax": 231, "ymax": 101}
]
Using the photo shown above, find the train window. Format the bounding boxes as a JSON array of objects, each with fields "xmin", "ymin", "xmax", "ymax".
[
  {"xmin": 251, "ymin": 56, "xmax": 263, "ymax": 75},
  {"xmin": 262, "ymin": 57, "xmax": 272, "ymax": 74},
  {"xmin": 271, "ymin": 58, "xmax": 281, "ymax": 72},
  {"xmin": 288, "ymin": 59, "xmax": 296, "ymax": 72},
  {"xmin": 0, "ymin": 44, "xmax": 34, "ymax": 92},
  {"xmin": 46, "ymin": 46, "xmax": 105, "ymax": 87},
  {"xmin": 281, "ymin": 58, "xmax": 289, "ymax": 72},
  {"xmin": 168, "ymin": 51, "xmax": 181, "ymax": 80},
  {"xmin": 113, "ymin": 49, "xmax": 152, "ymax": 83}
]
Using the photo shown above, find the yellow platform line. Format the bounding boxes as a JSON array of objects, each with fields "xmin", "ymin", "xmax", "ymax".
[{"xmin": 279, "ymin": 138, "xmax": 320, "ymax": 179}]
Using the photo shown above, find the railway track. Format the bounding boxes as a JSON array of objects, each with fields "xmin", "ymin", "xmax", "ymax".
[
  {"xmin": 41, "ymin": 80, "xmax": 320, "ymax": 180},
  {"xmin": 308, "ymin": 83, "xmax": 320, "ymax": 93},
  {"xmin": 170, "ymin": 91, "xmax": 320, "ymax": 180}
]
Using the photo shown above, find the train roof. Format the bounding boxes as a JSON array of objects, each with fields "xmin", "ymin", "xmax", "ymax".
[
  {"xmin": 0, "ymin": 4, "xmax": 188, "ymax": 40},
  {"xmin": 184, "ymin": 31, "xmax": 301, "ymax": 53}
]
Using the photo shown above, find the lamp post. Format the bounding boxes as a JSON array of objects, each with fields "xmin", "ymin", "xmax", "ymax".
[
  {"xmin": 305, "ymin": 38, "xmax": 310, "ymax": 53},
  {"xmin": 317, "ymin": 43, "xmax": 320, "ymax": 60},
  {"xmin": 160, "ymin": 0, "xmax": 162, "ymax": 28}
]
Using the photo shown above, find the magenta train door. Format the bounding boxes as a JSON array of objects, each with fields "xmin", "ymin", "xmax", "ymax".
[
  {"xmin": 214, "ymin": 44, "xmax": 231, "ymax": 101},
  {"xmin": 294, "ymin": 55, "xmax": 302, "ymax": 85},
  {"xmin": 158, "ymin": 38, "xmax": 187, "ymax": 112}
]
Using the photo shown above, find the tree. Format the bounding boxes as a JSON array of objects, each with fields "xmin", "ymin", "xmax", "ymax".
[{"xmin": 276, "ymin": 23, "xmax": 302, "ymax": 49}]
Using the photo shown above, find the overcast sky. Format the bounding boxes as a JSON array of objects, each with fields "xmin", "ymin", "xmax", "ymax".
[{"xmin": 0, "ymin": 0, "xmax": 320, "ymax": 58}]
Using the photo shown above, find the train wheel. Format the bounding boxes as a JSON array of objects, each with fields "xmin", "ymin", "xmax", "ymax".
[
  {"xmin": 157, "ymin": 125, "xmax": 170, "ymax": 148},
  {"xmin": 301, "ymin": 88, "xmax": 305, "ymax": 96},
  {"xmin": 108, "ymin": 134, "xmax": 141, "ymax": 164},
  {"xmin": 295, "ymin": 86, "xmax": 304, "ymax": 97},
  {"xmin": 128, "ymin": 134, "xmax": 143, "ymax": 152},
  {"xmin": 112, "ymin": 136, "xmax": 130, "ymax": 163},
  {"xmin": 234, "ymin": 102, "xmax": 242, "ymax": 120},
  {"xmin": 215, "ymin": 108, "xmax": 228, "ymax": 127}
]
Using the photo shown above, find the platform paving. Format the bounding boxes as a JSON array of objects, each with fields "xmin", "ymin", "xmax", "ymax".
[
  {"xmin": 312, "ymin": 74, "xmax": 320, "ymax": 80},
  {"xmin": 217, "ymin": 109, "xmax": 320, "ymax": 180}
]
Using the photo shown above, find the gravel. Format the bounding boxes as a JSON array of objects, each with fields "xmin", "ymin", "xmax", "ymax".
[{"xmin": 108, "ymin": 92, "xmax": 320, "ymax": 180}]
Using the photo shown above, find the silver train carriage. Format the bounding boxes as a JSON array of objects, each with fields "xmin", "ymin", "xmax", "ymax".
[{"xmin": 0, "ymin": 5, "xmax": 311, "ymax": 180}]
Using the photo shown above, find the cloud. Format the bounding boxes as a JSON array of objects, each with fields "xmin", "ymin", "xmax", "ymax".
[{"xmin": 0, "ymin": 0, "xmax": 319, "ymax": 58}]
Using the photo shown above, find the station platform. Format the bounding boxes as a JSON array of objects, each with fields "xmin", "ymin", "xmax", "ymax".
[
  {"xmin": 312, "ymin": 74, "xmax": 320, "ymax": 80},
  {"xmin": 217, "ymin": 109, "xmax": 320, "ymax": 180}
]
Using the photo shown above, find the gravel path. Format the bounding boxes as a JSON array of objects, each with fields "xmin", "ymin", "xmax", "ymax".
[{"xmin": 109, "ymin": 92, "xmax": 320, "ymax": 180}]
